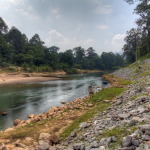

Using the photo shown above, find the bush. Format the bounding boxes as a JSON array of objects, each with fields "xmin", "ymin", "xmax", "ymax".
[
  {"xmin": 64, "ymin": 68, "xmax": 78, "ymax": 74},
  {"xmin": 37, "ymin": 65, "xmax": 52, "ymax": 72}
]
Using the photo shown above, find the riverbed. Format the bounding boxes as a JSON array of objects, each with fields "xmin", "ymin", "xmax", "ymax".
[{"xmin": 0, "ymin": 73, "xmax": 107, "ymax": 130}]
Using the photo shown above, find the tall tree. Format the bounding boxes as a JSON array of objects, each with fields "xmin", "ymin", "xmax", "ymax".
[
  {"xmin": 59, "ymin": 50, "xmax": 74, "ymax": 67},
  {"xmin": 123, "ymin": 28, "xmax": 141, "ymax": 63},
  {"xmin": 29, "ymin": 34, "xmax": 44, "ymax": 46},
  {"xmin": 7, "ymin": 26, "xmax": 27, "ymax": 54},
  {"xmin": 73, "ymin": 46, "xmax": 85, "ymax": 64},
  {"xmin": 0, "ymin": 17, "xmax": 8, "ymax": 35},
  {"xmin": 124, "ymin": 0, "xmax": 150, "ymax": 61}
]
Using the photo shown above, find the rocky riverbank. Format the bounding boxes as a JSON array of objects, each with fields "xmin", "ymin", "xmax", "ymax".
[{"xmin": 0, "ymin": 59, "xmax": 150, "ymax": 150}]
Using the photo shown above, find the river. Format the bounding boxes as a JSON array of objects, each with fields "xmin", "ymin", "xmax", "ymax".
[{"xmin": 0, "ymin": 73, "xmax": 107, "ymax": 130}]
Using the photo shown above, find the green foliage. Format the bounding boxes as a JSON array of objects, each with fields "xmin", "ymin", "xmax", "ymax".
[
  {"xmin": 88, "ymin": 88, "xmax": 125, "ymax": 103},
  {"xmin": 101, "ymin": 125, "xmax": 138, "ymax": 150},
  {"xmin": 64, "ymin": 68, "xmax": 78, "ymax": 74},
  {"xmin": 123, "ymin": 1, "xmax": 150, "ymax": 64},
  {"xmin": 36, "ymin": 65, "xmax": 52, "ymax": 72},
  {"xmin": 0, "ymin": 16, "xmax": 125, "ymax": 72},
  {"xmin": 118, "ymin": 79, "xmax": 133, "ymax": 85}
]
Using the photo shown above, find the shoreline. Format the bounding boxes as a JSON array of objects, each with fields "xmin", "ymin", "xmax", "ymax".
[
  {"xmin": 0, "ymin": 72, "xmax": 66, "ymax": 85},
  {"xmin": 0, "ymin": 70, "xmax": 103, "ymax": 85}
]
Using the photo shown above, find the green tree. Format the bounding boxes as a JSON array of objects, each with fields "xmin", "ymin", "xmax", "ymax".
[
  {"xmin": 124, "ymin": 0, "xmax": 150, "ymax": 60},
  {"xmin": 0, "ymin": 35, "xmax": 14, "ymax": 65},
  {"xmin": 0, "ymin": 17, "xmax": 8, "ymax": 35},
  {"xmin": 59, "ymin": 50, "xmax": 74, "ymax": 67},
  {"xmin": 123, "ymin": 28, "xmax": 141, "ymax": 63},
  {"xmin": 45, "ymin": 46, "xmax": 60, "ymax": 70},
  {"xmin": 7, "ymin": 26, "xmax": 27, "ymax": 54},
  {"xmin": 73, "ymin": 46, "xmax": 85, "ymax": 64}
]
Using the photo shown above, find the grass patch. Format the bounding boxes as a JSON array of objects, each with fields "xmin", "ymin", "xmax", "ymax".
[
  {"xmin": 118, "ymin": 79, "xmax": 134, "ymax": 86},
  {"xmin": 0, "ymin": 118, "xmax": 54, "ymax": 140},
  {"xmin": 60, "ymin": 87, "xmax": 125, "ymax": 139},
  {"xmin": 100, "ymin": 125, "xmax": 138, "ymax": 150},
  {"xmin": 88, "ymin": 88, "xmax": 125, "ymax": 103}
]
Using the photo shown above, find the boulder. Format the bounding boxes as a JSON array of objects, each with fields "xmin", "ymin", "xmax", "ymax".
[
  {"xmin": 122, "ymin": 136, "xmax": 132, "ymax": 147},
  {"xmin": 131, "ymin": 140, "xmax": 140, "ymax": 147},
  {"xmin": 142, "ymin": 135, "xmax": 150, "ymax": 141},
  {"xmin": 92, "ymin": 141, "xmax": 100, "ymax": 148},
  {"xmin": 79, "ymin": 122, "xmax": 90, "ymax": 129},
  {"xmin": 14, "ymin": 119, "xmax": 23, "ymax": 126},
  {"xmin": 49, "ymin": 134, "xmax": 59, "ymax": 144},
  {"xmin": 0, "ymin": 143, "xmax": 8, "ymax": 150},
  {"xmin": 25, "ymin": 137, "xmax": 33, "ymax": 143},
  {"xmin": 118, "ymin": 114, "xmax": 130, "ymax": 119},
  {"xmin": 1, "ymin": 112, "xmax": 7, "ymax": 116},
  {"xmin": 61, "ymin": 101, "xmax": 66, "ymax": 104},
  {"xmin": 140, "ymin": 125, "xmax": 150, "ymax": 132},
  {"xmin": 38, "ymin": 140, "xmax": 50, "ymax": 150},
  {"xmin": 4, "ymin": 127, "xmax": 14, "ymax": 132},
  {"xmin": 87, "ymin": 103, "xmax": 94, "ymax": 107},
  {"xmin": 39, "ymin": 133, "xmax": 50, "ymax": 141},
  {"xmin": 28, "ymin": 114, "xmax": 35, "ymax": 118},
  {"xmin": 145, "ymin": 130, "xmax": 150, "ymax": 135},
  {"xmin": 99, "ymin": 146, "xmax": 106, "ymax": 150},
  {"xmin": 73, "ymin": 143, "xmax": 85, "ymax": 150}
]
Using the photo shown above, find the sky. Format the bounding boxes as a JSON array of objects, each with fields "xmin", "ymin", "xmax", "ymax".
[{"xmin": 0, "ymin": 0, "xmax": 138, "ymax": 54}]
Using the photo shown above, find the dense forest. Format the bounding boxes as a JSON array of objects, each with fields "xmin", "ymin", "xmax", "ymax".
[
  {"xmin": 0, "ymin": 17, "xmax": 125, "ymax": 73},
  {"xmin": 0, "ymin": 0, "xmax": 149, "ymax": 73},
  {"xmin": 123, "ymin": 0, "xmax": 150, "ymax": 63}
]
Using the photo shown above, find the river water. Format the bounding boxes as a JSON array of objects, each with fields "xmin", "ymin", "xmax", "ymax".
[{"xmin": 0, "ymin": 73, "xmax": 107, "ymax": 130}]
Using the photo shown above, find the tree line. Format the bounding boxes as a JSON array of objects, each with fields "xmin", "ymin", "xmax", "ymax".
[
  {"xmin": 0, "ymin": 17, "xmax": 125, "ymax": 73},
  {"xmin": 123, "ymin": 0, "xmax": 150, "ymax": 63}
]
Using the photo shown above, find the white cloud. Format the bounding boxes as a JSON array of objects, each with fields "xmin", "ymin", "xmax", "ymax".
[
  {"xmin": 111, "ymin": 34, "xmax": 126, "ymax": 45},
  {"xmin": 95, "ymin": 5, "xmax": 113, "ymax": 15},
  {"xmin": 16, "ymin": 8, "xmax": 39, "ymax": 20},
  {"xmin": 110, "ymin": 34, "xmax": 126, "ymax": 52},
  {"xmin": 51, "ymin": 8, "xmax": 59, "ymax": 14},
  {"xmin": 97, "ymin": 25, "xmax": 109, "ymax": 29},
  {"xmin": 51, "ymin": 8, "xmax": 61, "ymax": 18},
  {"xmin": 7, "ymin": 0, "xmax": 25, "ymax": 6},
  {"xmin": 0, "ymin": 0, "xmax": 25, "ymax": 9},
  {"xmin": 45, "ymin": 30, "xmax": 94, "ymax": 51}
]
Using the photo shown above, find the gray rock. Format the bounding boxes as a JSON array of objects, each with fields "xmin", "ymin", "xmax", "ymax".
[
  {"xmin": 131, "ymin": 140, "xmax": 140, "ymax": 147},
  {"xmin": 73, "ymin": 143, "xmax": 85, "ymax": 150},
  {"xmin": 137, "ymin": 106, "xmax": 146, "ymax": 114},
  {"xmin": 99, "ymin": 146, "xmax": 106, "ymax": 150},
  {"xmin": 71, "ymin": 131, "xmax": 77, "ymax": 137},
  {"xmin": 112, "ymin": 136, "xmax": 117, "ymax": 142},
  {"xmin": 79, "ymin": 122, "xmax": 90, "ymax": 129},
  {"xmin": 106, "ymin": 137, "xmax": 113, "ymax": 145},
  {"xmin": 116, "ymin": 100, "xmax": 122, "ymax": 105},
  {"xmin": 140, "ymin": 125, "xmax": 150, "ymax": 132},
  {"xmin": 90, "ymin": 141, "xmax": 99, "ymax": 148},
  {"xmin": 38, "ymin": 140, "xmax": 50, "ymax": 150},
  {"xmin": 122, "ymin": 136, "xmax": 132, "ymax": 147},
  {"xmin": 118, "ymin": 114, "xmax": 130, "ymax": 119},
  {"xmin": 145, "ymin": 130, "xmax": 150, "ymax": 135},
  {"xmin": 118, "ymin": 146, "xmax": 135, "ymax": 150},
  {"xmin": 128, "ymin": 120, "xmax": 138, "ymax": 126},
  {"xmin": 99, "ymin": 138, "xmax": 107, "ymax": 146},
  {"xmin": 142, "ymin": 135, "xmax": 150, "ymax": 141}
]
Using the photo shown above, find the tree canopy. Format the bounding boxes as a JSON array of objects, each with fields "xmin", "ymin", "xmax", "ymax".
[
  {"xmin": 0, "ymin": 16, "xmax": 125, "ymax": 72},
  {"xmin": 123, "ymin": 0, "xmax": 150, "ymax": 63}
]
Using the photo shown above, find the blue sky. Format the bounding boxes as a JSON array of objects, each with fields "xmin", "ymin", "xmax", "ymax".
[{"xmin": 0, "ymin": 0, "xmax": 137, "ymax": 54}]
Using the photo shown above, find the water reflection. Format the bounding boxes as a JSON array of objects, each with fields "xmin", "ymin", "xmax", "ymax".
[{"xmin": 0, "ymin": 73, "xmax": 106, "ymax": 130}]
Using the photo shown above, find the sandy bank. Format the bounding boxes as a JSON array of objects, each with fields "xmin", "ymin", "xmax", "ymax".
[{"xmin": 0, "ymin": 72, "xmax": 66, "ymax": 85}]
